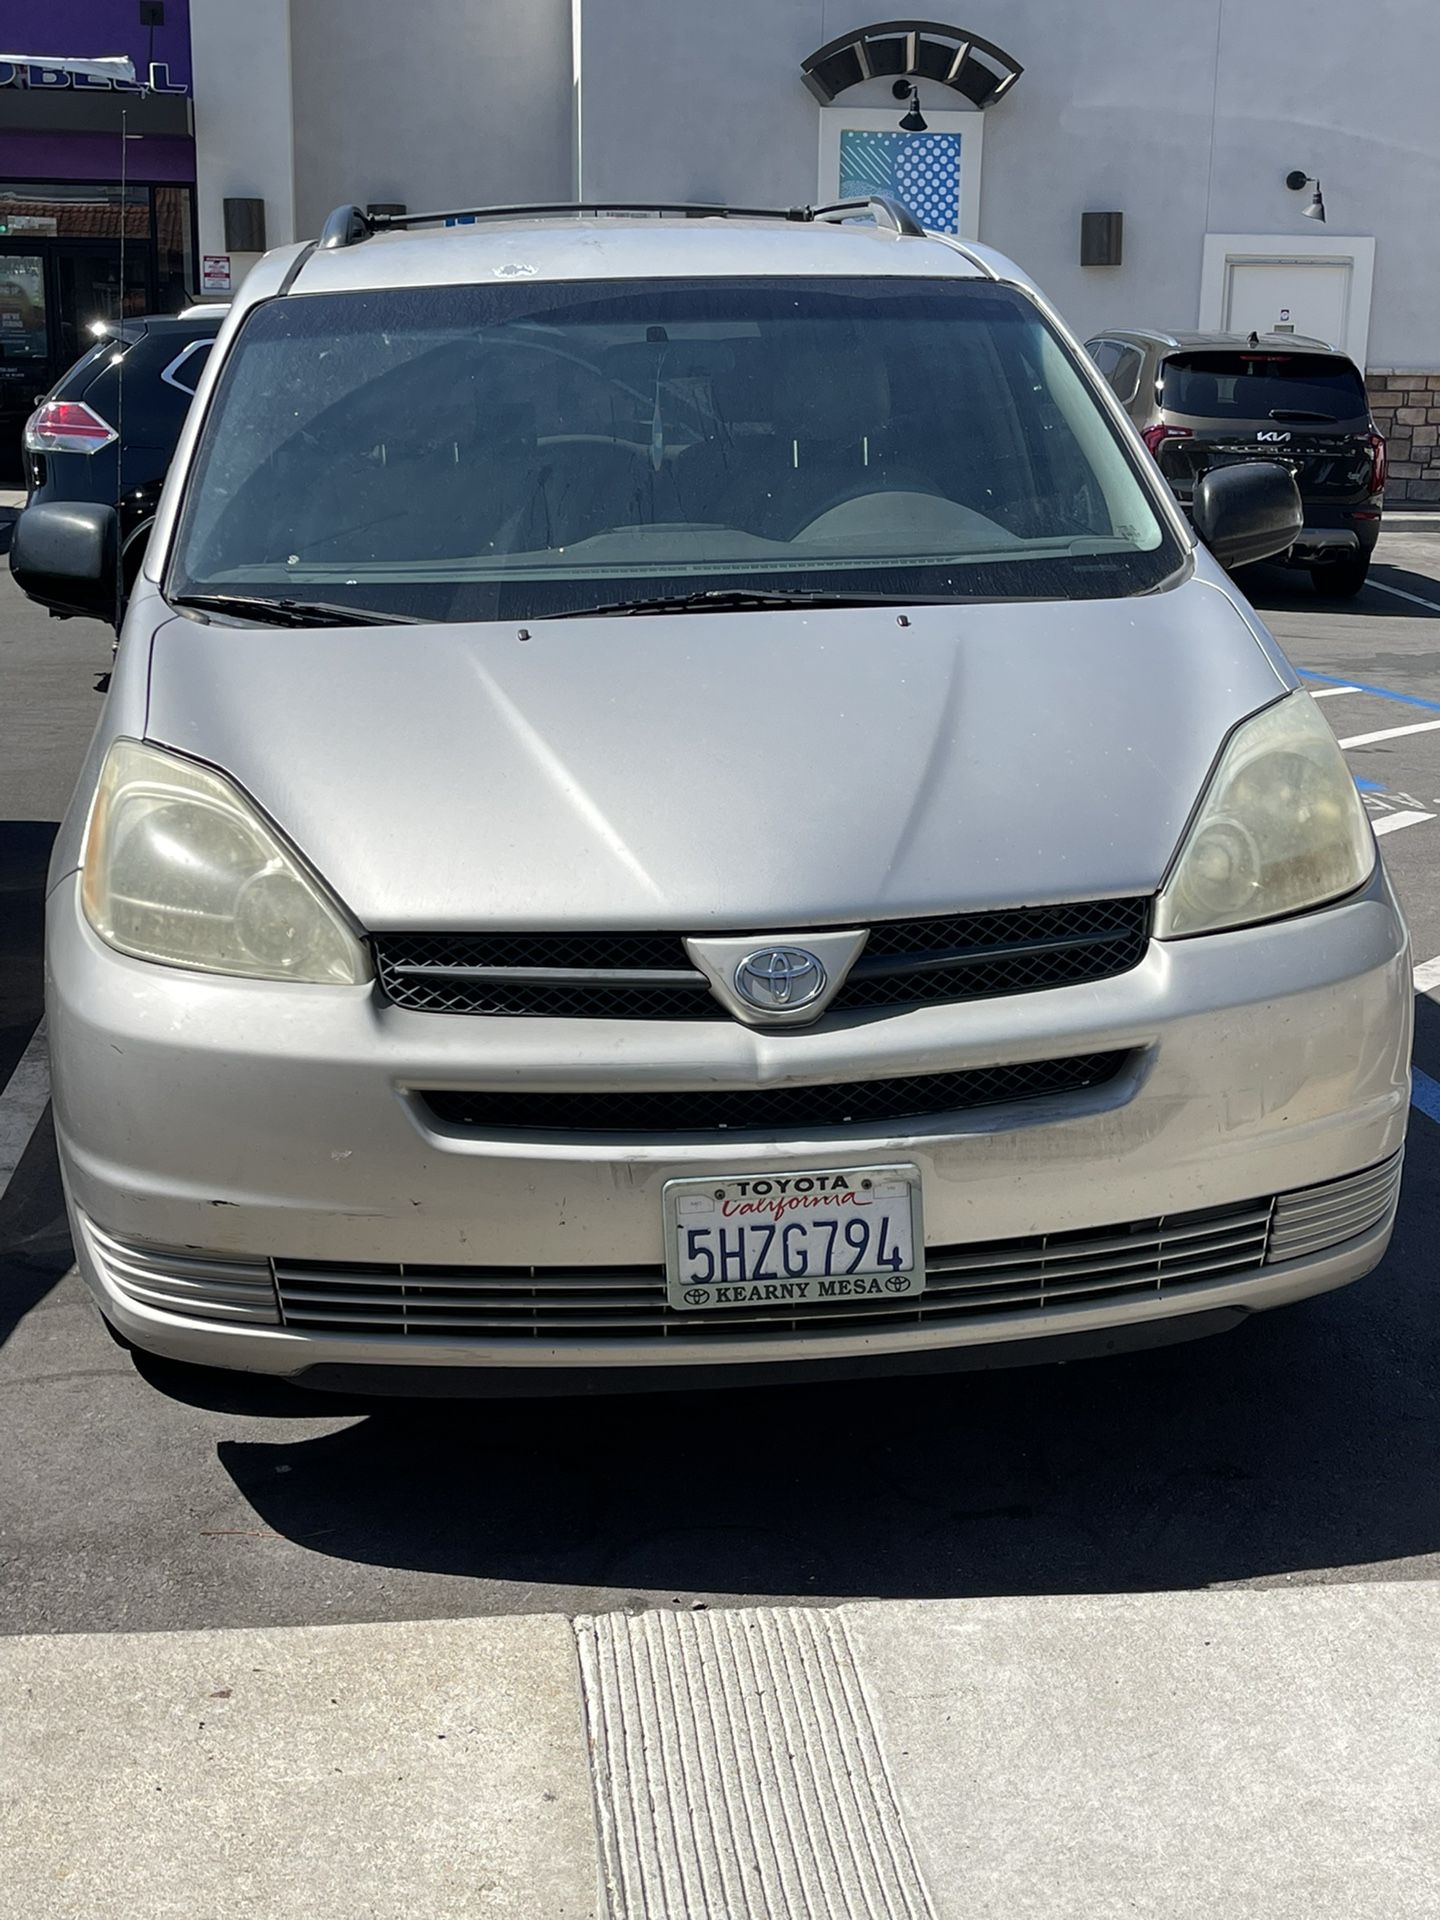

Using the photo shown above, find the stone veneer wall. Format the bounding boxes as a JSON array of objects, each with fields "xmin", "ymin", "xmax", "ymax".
[{"xmin": 1366, "ymin": 372, "xmax": 1440, "ymax": 502}]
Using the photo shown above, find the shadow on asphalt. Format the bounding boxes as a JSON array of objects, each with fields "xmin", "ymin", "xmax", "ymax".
[
  {"xmin": 140, "ymin": 1007, "xmax": 1438, "ymax": 1605},
  {"xmin": 1246, "ymin": 559, "xmax": 1440, "ymax": 619},
  {"xmin": 188, "ymin": 1229, "xmax": 1439, "ymax": 1602},
  {"xmin": 0, "ymin": 821, "xmax": 70, "ymax": 1343}
]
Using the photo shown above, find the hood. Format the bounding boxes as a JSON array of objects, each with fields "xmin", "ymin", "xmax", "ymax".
[{"xmin": 145, "ymin": 580, "xmax": 1286, "ymax": 931}]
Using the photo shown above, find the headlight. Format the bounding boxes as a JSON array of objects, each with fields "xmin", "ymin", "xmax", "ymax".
[
  {"xmin": 81, "ymin": 739, "xmax": 370, "ymax": 984},
  {"xmin": 1156, "ymin": 692, "xmax": 1375, "ymax": 938}
]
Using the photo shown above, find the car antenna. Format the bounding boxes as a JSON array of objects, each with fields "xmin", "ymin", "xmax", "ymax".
[
  {"xmin": 1248, "ymin": 331, "xmax": 1261, "ymax": 347},
  {"xmin": 115, "ymin": 53, "xmax": 154, "ymax": 626},
  {"xmin": 116, "ymin": 97, "xmax": 132, "ymax": 626}
]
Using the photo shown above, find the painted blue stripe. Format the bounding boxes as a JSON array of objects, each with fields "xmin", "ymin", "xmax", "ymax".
[
  {"xmin": 1354, "ymin": 778, "xmax": 1384, "ymax": 792},
  {"xmin": 1411, "ymin": 1066, "xmax": 1440, "ymax": 1125},
  {"xmin": 1300, "ymin": 668, "xmax": 1440, "ymax": 715}
]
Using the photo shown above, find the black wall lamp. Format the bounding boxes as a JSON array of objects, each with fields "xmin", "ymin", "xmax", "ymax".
[
  {"xmin": 894, "ymin": 80, "xmax": 928, "ymax": 131},
  {"xmin": 1286, "ymin": 170, "xmax": 1327, "ymax": 222}
]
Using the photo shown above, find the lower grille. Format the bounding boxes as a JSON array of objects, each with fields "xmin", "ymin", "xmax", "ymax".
[
  {"xmin": 417, "ymin": 1052, "xmax": 1128, "ymax": 1136},
  {"xmin": 270, "ymin": 1153, "xmax": 1401, "ymax": 1342},
  {"xmin": 1269, "ymin": 1151, "xmax": 1404, "ymax": 1261},
  {"xmin": 83, "ymin": 1217, "xmax": 279, "ymax": 1326}
]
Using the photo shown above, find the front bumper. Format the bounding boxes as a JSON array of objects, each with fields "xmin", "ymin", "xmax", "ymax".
[{"xmin": 48, "ymin": 867, "xmax": 1412, "ymax": 1388}]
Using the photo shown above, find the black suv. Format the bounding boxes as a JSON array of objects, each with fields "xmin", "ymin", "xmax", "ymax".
[
  {"xmin": 1086, "ymin": 328, "xmax": 1384, "ymax": 597},
  {"xmin": 19, "ymin": 311, "xmax": 222, "ymax": 598}
]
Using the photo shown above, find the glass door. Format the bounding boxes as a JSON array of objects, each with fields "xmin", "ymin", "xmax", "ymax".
[
  {"xmin": 0, "ymin": 251, "xmax": 49, "ymax": 480},
  {"xmin": 53, "ymin": 245, "xmax": 152, "ymax": 369}
]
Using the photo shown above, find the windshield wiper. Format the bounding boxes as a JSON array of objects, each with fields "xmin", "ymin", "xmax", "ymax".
[
  {"xmin": 539, "ymin": 587, "xmax": 959, "ymax": 618},
  {"xmin": 170, "ymin": 592, "xmax": 421, "ymax": 627},
  {"xmin": 1267, "ymin": 408, "xmax": 1339, "ymax": 423}
]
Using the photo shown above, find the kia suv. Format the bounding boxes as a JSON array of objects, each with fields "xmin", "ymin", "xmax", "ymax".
[
  {"xmin": 1086, "ymin": 329, "xmax": 1385, "ymax": 597},
  {"xmin": 10, "ymin": 200, "xmax": 1408, "ymax": 1397}
]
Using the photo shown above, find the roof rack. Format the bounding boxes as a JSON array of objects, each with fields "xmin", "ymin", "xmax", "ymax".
[{"xmin": 317, "ymin": 195, "xmax": 925, "ymax": 251}]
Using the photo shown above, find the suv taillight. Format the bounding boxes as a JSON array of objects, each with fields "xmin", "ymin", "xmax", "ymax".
[
  {"xmin": 1367, "ymin": 428, "xmax": 1387, "ymax": 496},
  {"xmin": 1142, "ymin": 424, "xmax": 1193, "ymax": 457},
  {"xmin": 23, "ymin": 399, "xmax": 118, "ymax": 455}
]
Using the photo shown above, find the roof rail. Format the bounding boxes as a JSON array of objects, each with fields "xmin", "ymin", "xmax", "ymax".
[
  {"xmin": 313, "ymin": 195, "xmax": 929, "ymax": 249},
  {"xmin": 809, "ymin": 196, "xmax": 925, "ymax": 239},
  {"xmin": 318, "ymin": 204, "xmax": 370, "ymax": 250}
]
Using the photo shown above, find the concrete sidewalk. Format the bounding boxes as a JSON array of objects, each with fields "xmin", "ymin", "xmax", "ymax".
[{"xmin": 3, "ymin": 1585, "xmax": 1436, "ymax": 1918}]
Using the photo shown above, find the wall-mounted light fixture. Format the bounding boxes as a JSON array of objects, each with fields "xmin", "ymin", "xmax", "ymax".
[
  {"xmin": 1081, "ymin": 211, "xmax": 1124, "ymax": 267},
  {"xmin": 893, "ymin": 80, "xmax": 928, "ymax": 132},
  {"xmin": 1285, "ymin": 170, "xmax": 1327, "ymax": 223},
  {"xmin": 223, "ymin": 196, "xmax": 267, "ymax": 252}
]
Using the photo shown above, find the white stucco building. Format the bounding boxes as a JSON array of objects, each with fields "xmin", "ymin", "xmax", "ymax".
[{"xmin": 8, "ymin": 2, "xmax": 1438, "ymax": 489}]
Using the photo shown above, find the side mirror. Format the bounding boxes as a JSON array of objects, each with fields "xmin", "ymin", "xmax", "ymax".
[
  {"xmin": 1192, "ymin": 461, "xmax": 1303, "ymax": 570},
  {"xmin": 10, "ymin": 501, "xmax": 119, "ymax": 624}
]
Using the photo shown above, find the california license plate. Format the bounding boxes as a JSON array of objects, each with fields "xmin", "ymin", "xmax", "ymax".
[{"xmin": 662, "ymin": 1165, "xmax": 924, "ymax": 1312}]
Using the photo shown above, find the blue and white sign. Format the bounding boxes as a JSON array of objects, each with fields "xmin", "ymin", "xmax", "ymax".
[{"xmin": 839, "ymin": 129, "xmax": 963, "ymax": 235}]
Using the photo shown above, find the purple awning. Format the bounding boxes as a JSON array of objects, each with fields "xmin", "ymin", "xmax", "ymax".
[{"xmin": 0, "ymin": 130, "xmax": 194, "ymax": 182}]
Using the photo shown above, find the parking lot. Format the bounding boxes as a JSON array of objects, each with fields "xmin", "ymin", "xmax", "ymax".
[{"xmin": 2, "ymin": 527, "xmax": 1439, "ymax": 1639}]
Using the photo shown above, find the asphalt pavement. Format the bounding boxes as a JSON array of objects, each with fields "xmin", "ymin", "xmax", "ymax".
[{"xmin": 2, "ymin": 531, "xmax": 1440, "ymax": 1639}]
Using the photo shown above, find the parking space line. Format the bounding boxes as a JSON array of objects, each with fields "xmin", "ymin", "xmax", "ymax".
[
  {"xmin": 1367, "ymin": 578, "xmax": 1440, "ymax": 616},
  {"xmin": 0, "ymin": 1021, "xmax": 49, "ymax": 1202},
  {"xmin": 1371, "ymin": 809, "xmax": 1436, "ymax": 836},
  {"xmin": 1308, "ymin": 685, "xmax": 1360, "ymax": 699},
  {"xmin": 1300, "ymin": 670, "xmax": 1440, "ymax": 715},
  {"xmin": 1339, "ymin": 719, "xmax": 1440, "ymax": 749},
  {"xmin": 1414, "ymin": 956, "xmax": 1440, "ymax": 994}
]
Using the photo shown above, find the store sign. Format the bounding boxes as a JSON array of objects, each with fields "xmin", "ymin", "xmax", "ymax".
[
  {"xmin": 201, "ymin": 254, "xmax": 232, "ymax": 293},
  {"xmin": 0, "ymin": 0, "xmax": 193, "ymax": 97},
  {"xmin": 0, "ymin": 61, "xmax": 188, "ymax": 93}
]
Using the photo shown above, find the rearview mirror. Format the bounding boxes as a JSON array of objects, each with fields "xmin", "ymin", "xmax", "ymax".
[
  {"xmin": 1192, "ymin": 461, "xmax": 1303, "ymax": 570},
  {"xmin": 10, "ymin": 501, "xmax": 119, "ymax": 625}
]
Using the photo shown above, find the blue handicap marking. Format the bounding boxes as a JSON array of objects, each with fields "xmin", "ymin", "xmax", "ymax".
[{"xmin": 1411, "ymin": 1066, "xmax": 1440, "ymax": 1126}]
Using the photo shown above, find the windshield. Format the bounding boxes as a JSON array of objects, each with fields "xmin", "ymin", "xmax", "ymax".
[
  {"xmin": 1162, "ymin": 350, "xmax": 1368, "ymax": 423},
  {"xmin": 169, "ymin": 276, "xmax": 1180, "ymax": 622}
]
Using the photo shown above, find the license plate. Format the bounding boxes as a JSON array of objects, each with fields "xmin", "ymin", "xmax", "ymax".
[{"xmin": 662, "ymin": 1165, "xmax": 924, "ymax": 1312}]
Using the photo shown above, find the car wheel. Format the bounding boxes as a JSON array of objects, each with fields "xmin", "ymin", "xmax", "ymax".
[{"xmin": 1311, "ymin": 554, "xmax": 1370, "ymax": 599}]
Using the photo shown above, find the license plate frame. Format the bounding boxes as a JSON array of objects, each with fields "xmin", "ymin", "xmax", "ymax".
[{"xmin": 662, "ymin": 1164, "xmax": 924, "ymax": 1313}]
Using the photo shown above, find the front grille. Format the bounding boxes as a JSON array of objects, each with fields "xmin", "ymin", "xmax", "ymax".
[
  {"xmin": 831, "ymin": 899, "xmax": 1149, "ymax": 1010},
  {"xmin": 417, "ymin": 1052, "xmax": 1129, "ymax": 1136},
  {"xmin": 374, "ymin": 929, "xmax": 715, "ymax": 1019},
  {"xmin": 373, "ymin": 897, "xmax": 1150, "ymax": 1020},
  {"xmin": 270, "ymin": 1154, "xmax": 1401, "ymax": 1342}
]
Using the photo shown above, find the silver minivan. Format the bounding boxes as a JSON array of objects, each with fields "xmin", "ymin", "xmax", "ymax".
[{"xmin": 12, "ymin": 198, "xmax": 1411, "ymax": 1397}]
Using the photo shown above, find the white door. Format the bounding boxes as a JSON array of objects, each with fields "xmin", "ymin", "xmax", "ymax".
[
  {"xmin": 1200, "ymin": 236, "xmax": 1375, "ymax": 366},
  {"xmin": 1223, "ymin": 259, "xmax": 1352, "ymax": 349},
  {"xmin": 817, "ymin": 108, "xmax": 983, "ymax": 237}
]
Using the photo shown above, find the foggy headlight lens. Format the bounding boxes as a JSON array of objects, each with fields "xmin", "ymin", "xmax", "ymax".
[
  {"xmin": 81, "ymin": 739, "xmax": 370, "ymax": 984},
  {"xmin": 1156, "ymin": 693, "xmax": 1375, "ymax": 938}
]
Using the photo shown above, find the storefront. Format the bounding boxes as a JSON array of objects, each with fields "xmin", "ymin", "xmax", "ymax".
[{"xmin": 0, "ymin": 1, "xmax": 196, "ymax": 472}]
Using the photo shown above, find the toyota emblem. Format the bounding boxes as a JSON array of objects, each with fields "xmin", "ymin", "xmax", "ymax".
[{"xmin": 734, "ymin": 947, "xmax": 827, "ymax": 1012}]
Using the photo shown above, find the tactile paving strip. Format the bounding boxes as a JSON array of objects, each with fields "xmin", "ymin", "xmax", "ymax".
[{"xmin": 575, "ymin": 1605, "xmax": 935, "ymax": 1920}]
